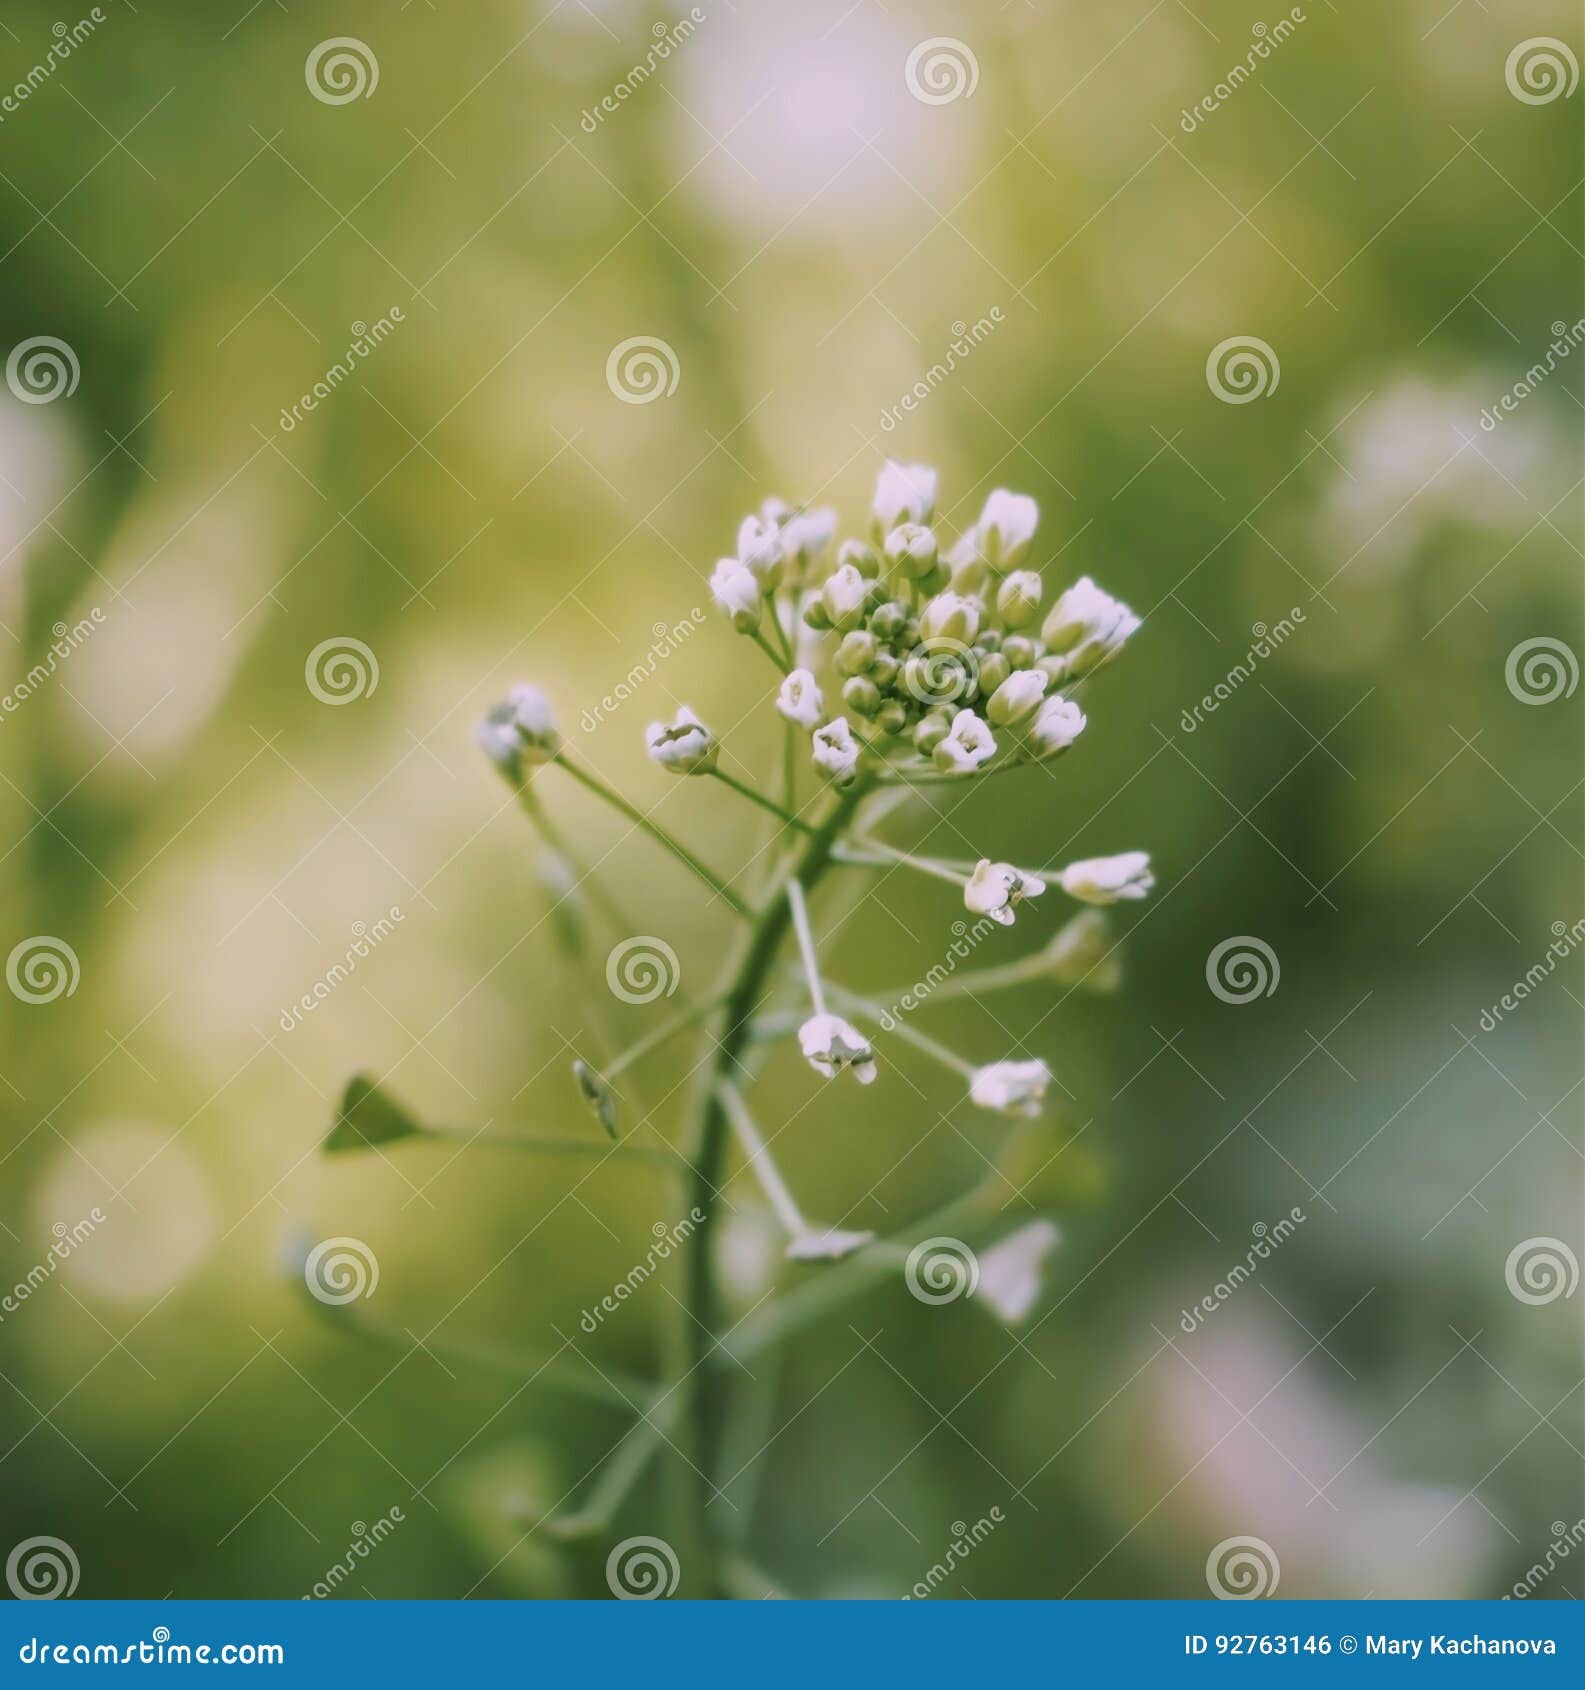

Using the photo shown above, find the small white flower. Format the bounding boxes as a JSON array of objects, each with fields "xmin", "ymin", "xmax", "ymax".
[
  {"xmin": 1058, "ymin": 850, "xmax": 1153, "ymax": 905},
  {"xmin": 1039, "ymin": 909, "xmax": 1121, "ymax": 992},
  {"xmin": 711, "ymin": 556, "xmax": 761, "ymax": 632},
  {"xmin": 964, "ymin": 858, "xmax": 1046, "ymax": 926},
  {"xmin": 1041, "ymin": 576, "xmax": 1141, "ymax": 677},
  {"xmin": 646, "ymin": 705, "xmax": 718, "ymax": 775},
  {"xmin": 969, "ymin": 1059, "xmax": 1052, "ymax": 1119},
  {"xmin": 919, "ymin": 591, "xmax": 981, "ymax": 646},
  {"xmin": 737, "ymin": 514, "xmax": 784, "ymax": 588},
  {"xmin": 872, "ymin": 460, "xmax": 938, "ymax": 534},
  {"xmin": 780, "ymin": 505, "xmax": 838, "ymax": 572},
  {"xmin": 776, "ymin": 668, "xmax": 824, "ymax": 729},
  {"xmin": 798, "ymin": 1012, "xmax": 877, "ymax": 1084},
  {"xmin": 996, "ymin": 569, "xmax": 1043, "ymax": 629},
  {"xmin": 477, "ymin": 683, "xmax": 560, "ymax": 773},
  {"xmin": 883, "ymin": 522, "xmax": 938, "ymax": 580},
  {"xmin": 986, "ymin": 668, "xmax": 1047, "ymax": 727},
  {"xmin": 785, "ymin": 1227, "xmax": 875, "ymax": 1262},
  {"xmin": 975, "ymin": 1219, "xmax": 1060, "ymax": 1323},
  {"xmin": 811, "ymin": 716, "xmax": 862, "ymax": 786},
  {"xmin": 933, "ymin": 709, "xmax": 996, "ymax": 776},
  {"xmin": 820, "ymin": 562, "xmax": 870, "ymax": 631},
  {"xmin": 975, "ymin": 490, "xmax": 1039, "ymax": 571},
  {"xmin": 1027, "ymin": 694, "xmax": 1086, "ymax": 757}
]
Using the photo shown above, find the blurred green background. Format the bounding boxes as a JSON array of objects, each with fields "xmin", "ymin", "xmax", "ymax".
[{"xmin": 1, "ymin": 0, "xmax": 1580, "ymax": 1600}]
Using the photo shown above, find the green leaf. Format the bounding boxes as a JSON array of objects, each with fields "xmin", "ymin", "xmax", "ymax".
[{"xmin": 324, "ymin": 1074, "xmax": 424, "ymax": 1154}]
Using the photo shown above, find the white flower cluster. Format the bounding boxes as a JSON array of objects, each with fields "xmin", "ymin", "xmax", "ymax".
[{"xmin": 711, "ymin": 463, "xmax": 1139, "ymax": 792}]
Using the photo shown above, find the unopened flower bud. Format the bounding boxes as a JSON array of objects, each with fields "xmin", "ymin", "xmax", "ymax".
[
  {"xmin": 781, "ymin": 505, "xmax": 837, "ymax": 573},
  {"xmin": 986, "ymin": 668, "xmax": 1048, "ymax": 727},
  {"xmin": 842, "ymin": 675, "xmax": 882, "ymax": 717},
  {"xmin": 802, "ymin": 597, "xmax": 833, "ymax": 631},
  {"xmin": 1058, "ymin": 850, "xmax": 1153, "ymax": 905},
  {"xmin": 776, "ymin": 668, "xmax": 823, "ymax": 729},
  {"xmin": 871, "ymin": 460, "xmax": 937, "ymax": 536},
  {"xmin": 646, "ymin": 705, "xmax": 718, "ymax": 775},
  {"xmin": 869, "ymin": 652, "xmax": 900, "ymax": 689},
  {"xmin": 1039, "ymin": 909, "xmax": 1120, "ymax": 992},
  {"xmin": 875, "ymin": 699, "xmax": 908, "ymax": 735},
  {"xmin": 838, "ymin": 538, "xmax": 882, "ymax": 580},
  {"xmin": 920, "ymin": 592, "xmax": 981, "ymax": 646},
  {"xmin": 870, "ymin": 600, "xmax": 909, "ymax": 640},
  {"xmin": 711, "ymin": 556, "xmax": 761, "ymax": 632},
  {"xmin": 969, "ymin": 1058, "xmax": 1051, "ymax": 1119},
  {"xmin": 1002, "ymin": 634, "xmax": 1041, "ymax": 670},
  {"xmin": 737, "ymin": 514, "xmax": 784, "ymax": 589},
  {"xmin": 975, "ymin": 490, "xmax": 1039, "ymax": 572},
  {"xmin": 836, "ymin": 629, "xmax": 878, "ymax": 676},
  {"xmin": 884, "ymin": 522, "xmax": 938, "ymax": 580},
  {"xmin": 913, "ymin": 709, "xmax": 953, "ymax": 753},
  {"xmin": 996, "ymin": 570, "xmax": 1043, "ymax": 629},
  {"xmin": 1041, "ymin": 576, "xmax": 1141, "ymax": 677},
  {"xmin": 976, "ymin": 651, "xmax": 1011, "ymax": 695},
  {"xmin": 821, "ymin": 562, "xmax": 869, "ymax": 632}
]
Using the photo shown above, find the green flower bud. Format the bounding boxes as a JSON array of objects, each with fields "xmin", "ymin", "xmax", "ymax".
[
  {"xmin": 997, "ymin": 570, "xmax": 1043, "ymax": 630},
  {"xmin": 803, "ymin": 598, "xmax": 832, "ymax": 631},
  {"xmin": 975, "ymin": 628, "xmax": 1003, "ymax": 654},
  {"xmin": 913, "ymin": 708, "xmax": 954, "ymax": 753},
  {"xmin": 976, "ymin": 651, "xmax": 1010, "ymax": 695},
  {"xmin": 869, "ymin": 652, "xmax": 900, "ymax": 689},
  {"xmin": 883, "ymin": 522, "xmax": 938, "ymax": 580},
  {"xmin": 875, "ymin": 699, "xmax": 909, "ymax": 735},
  {"xmin": 842, "ymin": 675, "xmax": 882, "ymax": 717},
  {"xmin": 871, "ymin": 600, "xmax": 909, "ymax": 640},
  {"xmin": 836, "ymin": 629, "xmax": 878, "ymax": 675},
  {"xmin": 1003, "ymin": 634, "xmax": 1041, "ymax": 670},
  {"xmin": 838, "ymin": 538, "xmax": 882, "ymax": 580}
]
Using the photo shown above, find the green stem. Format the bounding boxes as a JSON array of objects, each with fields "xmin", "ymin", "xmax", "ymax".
[
  {"xmin": 866, "ymin": 955, "xmax": 1040, "ymax": 1005},
  {"xmin": 603, "ymin": 991, "xmax": 732, "ymax": 1079},
  {"xmin": 748, "ymin": 627, "xmax": 792, "ymax": 674},
  {"xmin": 717, "ymin": 1079, "xmax": 806, "ymax": 1236},
  {"xmin": 555, "ymin": 754, "xmax": 751, "ymax": 918},
  {"xmin": 513, "ymin": 781, "xmax": 639, "ymax": 936},
  {"xmin": 835, "ymin": 840, "xmax": 969, "ymax": 887},
  {"xmin": 710, "ymin": 768, "xmax": 812, "ymax": 832},
  {"xmin": 784, "ymin": 876, "xmax": 827, "ymax": 1016},
  {"xmin": 676, "ymin": 782, "xmax": 866, "ymax": 1592}
]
